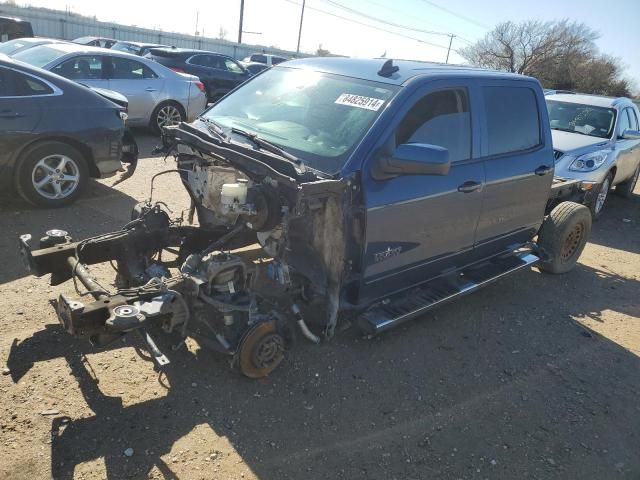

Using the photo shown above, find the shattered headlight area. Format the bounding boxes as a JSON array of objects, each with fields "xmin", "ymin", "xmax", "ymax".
[{"xmin": 19, "ymin": 123, "xmax": 354, "ymax": 378}]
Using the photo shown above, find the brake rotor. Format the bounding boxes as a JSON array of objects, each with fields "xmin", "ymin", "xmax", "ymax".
[{"xmin": 237, "ymin": 320, "xmax": 285, "ymax": 379}]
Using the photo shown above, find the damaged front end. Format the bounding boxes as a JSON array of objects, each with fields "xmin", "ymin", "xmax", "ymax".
[{"xmin": 19, "ymin": 122, "xmax": 356, "ymax": 378}]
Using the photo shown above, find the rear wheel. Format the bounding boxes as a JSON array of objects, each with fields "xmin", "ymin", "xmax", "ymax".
[
  {"xmin": 151, "ymin": 101, "xmax": 185, "ymax": 135},
  {"xmin": 537, "ymin": 201, "xmax": 591, "ymax": 274},
  {"xmin": 16, "ymin": 141, "xmax": 88, "ymax": 208},
  {"xmin": 615, "ymin": 165, "xmax": 639, "ymax": 198}
]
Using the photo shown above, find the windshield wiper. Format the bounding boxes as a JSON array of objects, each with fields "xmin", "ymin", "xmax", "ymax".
[
  {"xmin": 197, "ymin": 116, "xmax": 227, "ymax": 141},
  {"xmin": 230, "ymin": 127, "xmax": 302, "ymax": 166}
]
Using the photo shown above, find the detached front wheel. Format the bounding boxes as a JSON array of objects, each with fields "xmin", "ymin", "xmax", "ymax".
[{"xmin": 537, "ymin": 201, "xmax": 591, "ymax": 274}]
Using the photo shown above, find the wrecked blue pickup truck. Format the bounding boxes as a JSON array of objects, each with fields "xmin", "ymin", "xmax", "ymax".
[{"xmin": 19, "ymin": 58, "xmax": 591, "ymax": 378}]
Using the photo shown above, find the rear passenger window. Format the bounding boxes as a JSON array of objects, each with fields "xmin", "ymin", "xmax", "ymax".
[
  {"xmin": 0, "ymin": 68, "xmax": 9, "ymax": 95},
  {"xmin": 110, "ymin": 57, "xmax": 157, "ymax": 79},
  {"xmin": 0, "ymin": 67, "xmax": 53, "ymax": 96},
  {"xmin": 483, "ymin": 87, "xmax": 540, "ymax": 156},
  {"xmin": 396, "ymin": 88, "xmax": 471, "ymax": 162},
  {"xmin": 52, "ymin": 55, "xmax": 103, "ymax": 80},
  {"xmin": 188, "ymin": 55, "xmax": 211, "ymax": 67}
]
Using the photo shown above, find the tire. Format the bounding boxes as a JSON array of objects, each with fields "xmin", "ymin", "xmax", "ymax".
[
  {"xmin": 537, "ymin": 201, "xmax": 591, "ymax": 274},
  {"xmin": 589, "ymin": 172, "xmax": 613, "ymax": 219},
  {"xmin": 615, "ymin": 164, "xmax": 639, "ymax": 199},
  {"xmin": 15, "ymin": 141, "xmax": 88, "ymax": 208},
  {"xmin": 150, "ymin": 101, "xmax": 185, "ymax": 135}
]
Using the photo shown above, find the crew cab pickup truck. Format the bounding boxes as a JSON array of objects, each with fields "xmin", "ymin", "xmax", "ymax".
[{"xmin": 19, "ymin": 58, "xmax": 591, "ymax": 378}]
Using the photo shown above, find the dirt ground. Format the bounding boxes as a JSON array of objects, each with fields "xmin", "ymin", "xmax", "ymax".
[{"xmin": 1, "ymin": 131, "xmax": 639, "ymax": 480}]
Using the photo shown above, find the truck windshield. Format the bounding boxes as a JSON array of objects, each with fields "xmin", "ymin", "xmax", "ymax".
[
  {"xmin": 202, "ymin": 67, "xmax": 398, "ymax": 173},
  {"xmin": 546, "ymin": 100, "xmax": 617, "ymax": 139}
]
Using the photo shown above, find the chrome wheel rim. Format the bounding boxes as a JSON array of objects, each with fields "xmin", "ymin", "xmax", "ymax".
[
  {"xmin": 31, "ymin": 154, "xmax": 80, "ymax": 200},
  {"xmin": 156, "ymin": 105, "xmax": 182, "ymax": 129},
  {"xmin": 595, "ymin": 177, "xmax": 610, "ymax": 214}
]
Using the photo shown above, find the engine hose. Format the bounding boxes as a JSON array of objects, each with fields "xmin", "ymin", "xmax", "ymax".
[{"xmin": 292, "ymin": 304, "xmax": 320, "ymax": 344}]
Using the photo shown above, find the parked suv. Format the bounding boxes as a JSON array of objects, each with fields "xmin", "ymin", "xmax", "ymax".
[
  {"xmin": 12, "ymin": 43, "xmax": 207, "ymax": 132},
  {"xmin": 547, "ymin": 93, "xmax": 640, "ymax": 217},
  {"xmin": 241, "ymin": 53, "xmax": 288, "ymax": 66},
  {"xmin": 146, "ymin": 47, "xmax": 250, "ymax": 102},
  {"xmin": 20, "ymin": 58, "xmax": 591, "ymax": 378},
  {"xmin": 0, "ymin": 55, "xmax": 126, "ymax": 207}
]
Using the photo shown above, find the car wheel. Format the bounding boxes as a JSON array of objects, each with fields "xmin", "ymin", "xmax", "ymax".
[
  {"xmin": 16, "ymin": 141, "xmax": 88, "ymax": 208},
  {"xmin": 615, "ymin": 164, "xmax": 639, "ymax": 199},
  {"xmin": 537, "ymin": 201, "xmax": 591, "ymax": 274},
  {"xmin": 151, "ymin": 101, "xmax": 185, "ymax": 135},
  {"xmin": 590, "ymin": 172, "xmax": 613, "ymax": 219}
]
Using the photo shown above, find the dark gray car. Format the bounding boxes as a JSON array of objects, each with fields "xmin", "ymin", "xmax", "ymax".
[{"xmin": 0, "ymin": 55, "xmax": 126, "ymax": 207}]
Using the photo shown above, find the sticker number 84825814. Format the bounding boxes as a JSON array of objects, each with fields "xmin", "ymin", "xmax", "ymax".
[{"xmin": 334, "ymin": 93, "xmax": 385, "ymax": 111}]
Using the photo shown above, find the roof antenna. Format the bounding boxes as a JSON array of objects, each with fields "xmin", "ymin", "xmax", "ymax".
[{"xmin": 378, "ymin": 59, "xmax": 399, "ymax": 77}]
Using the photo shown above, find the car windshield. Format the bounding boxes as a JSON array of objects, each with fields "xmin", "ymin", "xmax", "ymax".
[
  {"xmin": 12, "ymin": 44, "xmax": 67, "ymax": 67},
  {"xmin": 0, "ymin": 38, "xmax": 31, "ymax": 55},
  {"xmin": 547, "ymin": 100, "xmax": 617, "ymax": 139},
  {"xmin": 202, "ymin": 67, "xmax": 398, "ymax": 173}
]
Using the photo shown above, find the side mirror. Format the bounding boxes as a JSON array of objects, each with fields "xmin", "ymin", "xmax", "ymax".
[
  {"xmin": 373, "ymin": 143, "xmax": 450, "ymax": 179},
  {"xmin": 621, "ymin": 129, "xmax": 640, "ymax": 140}
]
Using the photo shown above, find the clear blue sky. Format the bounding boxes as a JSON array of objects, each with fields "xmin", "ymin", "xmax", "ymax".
[{"xmin": 25, "ymin": 0, "xmax": 640, "ymax": 91}]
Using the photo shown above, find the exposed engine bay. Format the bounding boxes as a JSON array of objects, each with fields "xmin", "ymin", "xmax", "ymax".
[{"xmin": 19, "ymin": 123, "xmax": 358, "ymax": 378}]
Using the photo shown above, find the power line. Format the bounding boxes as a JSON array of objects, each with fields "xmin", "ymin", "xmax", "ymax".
[
  {"xmin": 282, "ymin": 0, "xmax": 455, "ymax": 52},
  {"xmin": 356, "ymin": 0, "xmax": 478, "ymax": 46},
  {"xmin": 322, "ymin": 0, "xmax": 453, "ymax": 37},
  {"xmin": 416, "ymin": 0, "xmax": 490, "ymax": 30}
]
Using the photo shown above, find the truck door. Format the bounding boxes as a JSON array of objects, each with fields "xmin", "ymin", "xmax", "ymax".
[
  {"xmin": 473, "ymin": 82, "xmax": 553, "ymax": 258},
  {"xmin": 361, "ymin": 83, "xmax": 485, "ymax": 301}
]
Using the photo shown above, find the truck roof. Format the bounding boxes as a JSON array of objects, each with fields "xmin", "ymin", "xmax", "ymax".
[{"xmin": 282, "ymin": 57, "xmax": 534, "ymax": 85}]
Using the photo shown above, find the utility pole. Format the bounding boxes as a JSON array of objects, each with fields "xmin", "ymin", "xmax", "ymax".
[
  {"xmin": 445, "ymin": 34, "xmax": 455, "ymax": 63},
  {"xmin": 238, "ymin": 0, "xmax": 245, "ymax": 44},
  {"xmin": 195, "ymin": 10, "xmax": 199, "ymax": 36},
  {"xmin": 296, "ymin": 0, "xmax": 306, "ymax": 54}
]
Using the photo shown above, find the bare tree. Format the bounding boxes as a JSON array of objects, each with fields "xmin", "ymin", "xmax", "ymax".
[{"xmin": 460, "ymin": 20, "xmax": 630, "ymax": 96}]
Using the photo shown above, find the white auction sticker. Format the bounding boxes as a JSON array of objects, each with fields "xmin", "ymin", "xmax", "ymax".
[{"xmin": 335, "ymin": 93, "xmax": 385, "ymax": 111}]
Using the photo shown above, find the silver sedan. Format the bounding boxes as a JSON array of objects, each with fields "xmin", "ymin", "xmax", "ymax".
[{"xmin": 12, "ymin": 43, "xmax": 207, "ymax": 133}]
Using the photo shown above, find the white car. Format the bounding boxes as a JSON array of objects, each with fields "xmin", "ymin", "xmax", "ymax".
[
  {"xmin": 547, "ymin": 93, "xmax": 640, "ymax": 217},
  {"xmin": 13, "ymin": 43, "xmax": 207, "ymax": 133}
]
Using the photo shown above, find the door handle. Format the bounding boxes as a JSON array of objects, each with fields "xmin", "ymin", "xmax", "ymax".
[
  {"xmin": 457, "ymin": 181, "xmax": 482, "ymax": 193},
  {"xmin": 0, "ymin": 110, "xmax": 23, "ymax": 119},
  {"xmin": 145, "ymin": 87, "xmax": 158, "ymax": 92},
  {"xmin": 535, "ymin": 165, "xmax": 552, "ymax": 176}
]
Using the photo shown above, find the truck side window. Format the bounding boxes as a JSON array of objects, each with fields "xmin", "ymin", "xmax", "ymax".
[
  {"xmin": 483, "ymin": 86, "xmax": 540, "ymax": 156},
  {"xmin": 396, "ymin": 88, "xmax": 471, "ymax": 162}
]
